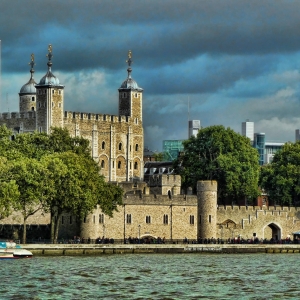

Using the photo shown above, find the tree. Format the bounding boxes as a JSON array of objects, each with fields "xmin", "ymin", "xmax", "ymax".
[
  {"xmin": 9, "ymin": 157, "xmax": 51, "ymax": 243},
  {"xmin": 41, "ymin": 152, "xmax": 123, "ymax": 242},
  {"xmin": 260, "ymin": 142, "xmax": 300, "ymax": 206},
  {"xmin": 0, "ymin": 157, "xmax": 20, "ymax": 220},
  {"xmin": 173, "ymin": 125, "xmax": 260, "ymax": 203}
]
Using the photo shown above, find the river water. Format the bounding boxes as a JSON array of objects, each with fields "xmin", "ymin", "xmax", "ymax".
[{"xmin": 1, "ymin": 253, "xmax": 299, "ymax": 299}]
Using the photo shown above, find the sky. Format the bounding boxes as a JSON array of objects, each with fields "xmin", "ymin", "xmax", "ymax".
[{"xmin": 1, "ymin": 0, "xmax": 300, "ymax": 151}]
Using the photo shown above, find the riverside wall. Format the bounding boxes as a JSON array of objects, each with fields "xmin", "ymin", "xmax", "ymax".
[{"xmin": 23, "ymin": 243, "xmax": 300, "ymax": 256}]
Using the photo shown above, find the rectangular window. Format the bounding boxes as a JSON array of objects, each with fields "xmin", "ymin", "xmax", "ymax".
[
  {"xmin": 126, "ymin": 214, "xmax": 132, "ymax": 224},
  {"xmin": 146, "ymin": 216, "xmax": 151, "ymax": 224},
  {"xmin": 163, "ymin": 214, "xmax": 168, "ymax": 225},
  {"xmin": 190, "ymin": 215, "xmax": 194, "ymax": 225},
  {"xmin": 83, "ymin": 217, "xmax": 86, "ymax": 223},
  {"xmin": 209, "ymin": 215, "xmax": 211, "ymax": 223},
  {"xmin": 99, "ymin": 214, "xmax": 104, "ymax": 224},
  {"xmin": 93, "ymin": 215, "xmax": 95, "ymax": 224}
]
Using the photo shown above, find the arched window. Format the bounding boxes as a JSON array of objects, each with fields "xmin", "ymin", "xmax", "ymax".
[
  {"xmin": 31, "ymin": 107, "xmax": 34, "ymax": 111},
  {"xmin": 101, "ymin": 160, "xmax": 105, "ymax": 168},
  {"xmin": 135, "ymin": 144, "xmax": 138, "ymax": 151},
  {"xmin": 102, "ymin": 141, "xmax": 105, "ymax": 150},
  {"xmin": 119, "ymin": 143, "xmax": 122, "ymax": 150},
  {"xmin": 146, "ymin": 216, "xmax": 151, "ymax": 224},
  {"xmin": 118, "ymin": 161, "xmax": 121, "ymax": 169},
  {"xmin": 31, "ymin": 97, "xmax": 35, "ymax": 101},
  {"xmin": 134, "ymin": 162, "xmax": 138, "ymax": 169}
]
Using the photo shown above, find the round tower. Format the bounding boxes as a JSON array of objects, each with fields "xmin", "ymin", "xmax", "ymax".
[
  {"xmin": 19, "ymin": 54, "xmax": 37, "ymax": 113},
  {"xmin": 197, "ymin": 180, "xmax": 217, "ymax": 239}
]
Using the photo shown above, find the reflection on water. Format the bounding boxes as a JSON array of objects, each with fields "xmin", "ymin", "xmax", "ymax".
[{"xmin": 1, "ymin": 253, "xmax": 299, "ymax": 299}]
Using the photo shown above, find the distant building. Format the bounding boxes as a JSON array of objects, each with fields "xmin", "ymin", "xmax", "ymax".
[
  {"xmin": 241, "ymin": 119, "xmax": 254, "ymax": 144},
  {"xmin": 188, "ymin": 120, "xmax": 200, "ymax": 138},
  {"xmin": 253, "ymin": 133, "xmax": 265, "ymax": 166},
  {"xmin": 162, "ymin": 140, "xmax": 184, "ymax": 161},
  {"xmin": 296, "ymin": 129, "xmax": 300, "ymax": 142},
  {"xmin": 264, "ymin": 142, "xmax": 284, "ymax": 164}
]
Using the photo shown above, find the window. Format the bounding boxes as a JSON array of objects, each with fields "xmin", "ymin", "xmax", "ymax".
[
  {"xmin": 209, "ymin": 215, "xmax": 211, "ymax": 223},
  {"xmin": 134, "ymin": 162, "xmax": 138, "ymax": 169},
  {"xmin": 118, "ymin": 161, "xmax": 121, "ymax": 169},
  {"xmin": 83, "ymin": 217, "xmax": 86, "ymax": 223},
  {"xmin": 59, "ymin": 90, "xmax": 61, "ymax": 95},
  {"xmin": 190, "ymin": 215, "xmax": 194, "ymax": 225},
  {"xmin": 99, "ymin": 214, "xmax": 104, "ymax": 224},
  {"xmin": 102, "ymin": 141, "xmax": 105, "ymax": 149},
  {"xmin": 101, "ymin": 160, "xmax": 105, "ymax": 168},
  {"xmin": 32, "ymin": 97, "xmax": 35, "ymax": 101},
  {"xmin": 119, "ymin": 143, "xmax": 122, "ymax": 150},
  {"xmin": 126, "ymin": 214, "xmax": 132, "ymax": 224},
  {"xmin": 135, "ymin": 144, "xmax": 139, "ymax": 151},
  {"xmin": 70, "ymin": 216, "xmax": 72, "ymax": 225},
  {"xmin": 31, "ymin": 107, "xmax": 34, "ymax": 111},
  {"xmin": 52, "ymin": 90, "xmax": 54, "ymax": 95},
  {"xmin": 93, "ymin": 215, "xmax": 95, "ymax": 224},
  {"xmin": 146, "ymin": 216, "xmax": 151, "ymax": 224},
  {"xmin": 163, "ymin": 214, "xmax": 168, "ymax": 225}
]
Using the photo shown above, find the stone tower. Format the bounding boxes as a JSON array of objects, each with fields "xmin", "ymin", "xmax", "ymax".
[
  {"xmin": 118, "ymin": 50, "xmax": 143, "ymax": 122},
  {"xmin": 35, "ymin": 45, "xmax": 65, "ymax": 133},
  {"xmin": 19, "ymin": 54, "xmax": 37, "ymax": 113},
  {"xmin": 197, "ymin": 180, "xmax": 217, "ymax": 239},
  {"xmin": 118, "ymin": 50, "xmax": 144, "ymax": 181}
]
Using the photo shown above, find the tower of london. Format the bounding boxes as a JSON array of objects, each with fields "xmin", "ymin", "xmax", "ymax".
[{"xmin": 0, "ymin": 45, "xmax": 144, "ymax": 182}]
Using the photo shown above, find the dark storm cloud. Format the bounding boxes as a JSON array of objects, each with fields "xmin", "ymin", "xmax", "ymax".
[
  {"xmin": 2, "ymin": 0, "xmax": 300, "ymax": 73},
  {"xmin": 2, "ymin": 0, "xmax": 300, "ymax": 151}
]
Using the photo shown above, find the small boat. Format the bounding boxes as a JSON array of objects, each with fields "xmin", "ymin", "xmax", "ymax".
[{"xmin": 0, "ymin": 241, "xmax": 33, "ymax": 259}]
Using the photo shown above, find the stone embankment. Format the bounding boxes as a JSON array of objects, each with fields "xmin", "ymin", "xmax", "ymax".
[{"xmin": 22, "ymin": 244, "xmax": 300, "ymax": 256}]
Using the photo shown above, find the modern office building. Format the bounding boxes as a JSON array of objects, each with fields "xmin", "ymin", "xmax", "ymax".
[
  {"xmin": 241, "ymin": 120, "xmax": 254, "ymax": 144},
  {"xmin": 188, "ymin": 120, "xmax": 200, "ymax": 138},
  {"xmin": 162, "ymin": 140, "xmax": 184, "ymax": 161}
]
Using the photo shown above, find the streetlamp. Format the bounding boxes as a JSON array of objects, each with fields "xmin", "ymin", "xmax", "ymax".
[{"xmin": 138, "ymin": 224, "xmax": 141, "ymax": 243}]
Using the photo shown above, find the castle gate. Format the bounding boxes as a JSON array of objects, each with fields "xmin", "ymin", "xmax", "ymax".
[{"xmin": 263, "ymin": 223, "xmax": 281, "ymax": 241}]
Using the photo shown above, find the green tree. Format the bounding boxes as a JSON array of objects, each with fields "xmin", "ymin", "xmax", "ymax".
[
  {"xmin": 260, "ymin": 142, "xmax": 300, "ymax": 206},
  {"xmin": 41, "ymin": 152, "xmax": 123, "ymax": 242},
  {"xmin": 9, "ymin": 157, "xmax": 51, "ymax": 243},
  {"xmin": 174, "ymin": 125, "xmax": 260, "ymax": 203},
  {"xmin": 0, "ymin": 157, "xmax": 20, "ymax": 220}
]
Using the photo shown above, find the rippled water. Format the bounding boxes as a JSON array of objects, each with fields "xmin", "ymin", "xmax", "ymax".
[{"xmin": 1, "ymin": 253, "xmax": 299, "ymax": 299}]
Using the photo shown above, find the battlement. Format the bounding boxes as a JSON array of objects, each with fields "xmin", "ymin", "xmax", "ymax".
[
  {"xmin": 124, "ymin": 194, "xmax": 197, "ymax": 206},
  {"xmin": 64, "ymin": 111, "xmax": 133, "ymax": 123},
  {"xmin": 148, "ymin": 174, "xmax": 181, "ymax": 187},
  {"xmin": 0, "ymin": 111, "xmax": 36, "ymax": 119},
  {"xmin": 217, "ymin": 205, "xmax": 299, "ymax": 212}
]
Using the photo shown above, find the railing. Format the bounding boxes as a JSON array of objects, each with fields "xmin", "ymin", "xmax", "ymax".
[{"xmin": 20, "ymin": 238, "xmax": 298, "ymax": 245}]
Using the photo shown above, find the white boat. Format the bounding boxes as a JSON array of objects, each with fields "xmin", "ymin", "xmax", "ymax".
[{"xmin": 0, "ymin": 241, "xmax": 33, "ymax": 259}]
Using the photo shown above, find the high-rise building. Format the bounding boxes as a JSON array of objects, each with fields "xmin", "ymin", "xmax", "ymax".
[
  {"xmin": 188, "ymin": 120, "xmax": 200, "ymax": 138},
  {"xmin": 295, "ymin": 129, "xmax": 300, "ymax": 142},
  {"xmin": 241, "ymin": 119, "xmax": 254, "ymax": 144}
]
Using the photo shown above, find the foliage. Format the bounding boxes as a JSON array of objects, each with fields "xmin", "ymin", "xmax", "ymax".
[
  {"xmin": 8, "ymin": 157, "xmax": 51, "ymax": 243},
  {"xmin": 260, "ymin": 142, "xmax": 300, "ymax": 206},
  {"xmin": 173, "ymin": 125, "xmax": 260, "ymax": 203},
  {"xmin": 0, "ymin": 125, "xmax": 123, "ymax": 242},
  {"xmin": 41, "ymin": 151, "xmax": 123, "ymax": 242},
  {"xmin": 0, "ymin": 157, "xmax": 20, "ymax": 220}
]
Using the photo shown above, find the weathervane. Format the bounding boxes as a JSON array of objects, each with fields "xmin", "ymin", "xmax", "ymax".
[
  {"xmin": 46, "ymin": 44, "xmax": 53, "ymax": 61},
  {"xmin": 126, "ymin": 50, "xmax": 132, "ymax": 67},
  {"xmin": 29, "ymin": 53, "xmax": 35, "ymax": 70}
]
